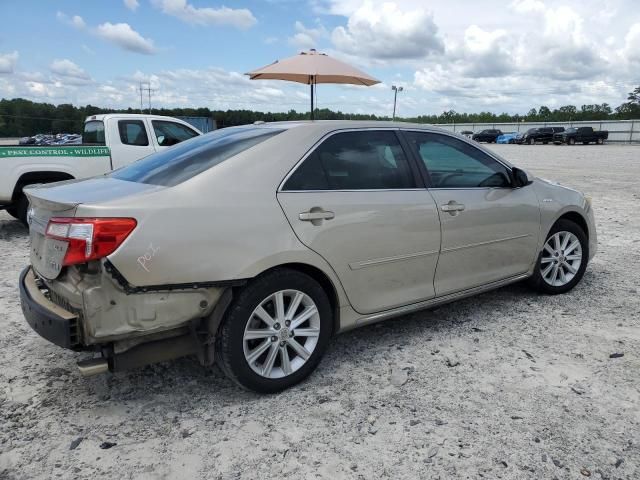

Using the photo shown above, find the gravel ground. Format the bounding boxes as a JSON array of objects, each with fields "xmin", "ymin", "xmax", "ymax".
[{"xmin": 1, "ymin": 144, "xmax": 639, "ymax": 480}]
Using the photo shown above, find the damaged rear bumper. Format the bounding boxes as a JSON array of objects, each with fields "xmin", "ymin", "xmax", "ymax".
[
  {"xmin": 19, "ymin": 266, "xmax": 82, "ymax": 350},
  {"xmin": 19, "ymin": 264, "xmax": 234, "ymax": 375}
]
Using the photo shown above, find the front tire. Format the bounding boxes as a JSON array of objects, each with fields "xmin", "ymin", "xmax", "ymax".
[
  {"xmin": 216, "ymin": 269, "xmax": 333, "ymax": 393},
  {"xmin": 528, "ymin": 219, "xmax": 588, "ymax": 294},
  {"xmin": 568, "ymin": 137, "xmax": 576, "ymax": 145},
  {"xmin": 529, "ymin": 137, "xmax": 535, "ymax": 145}
]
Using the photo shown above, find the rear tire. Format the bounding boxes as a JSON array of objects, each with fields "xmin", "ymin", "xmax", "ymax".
[
  {"xmin": 15, "ymin": 193, "xmax": 29, "ymax": 226},
  {"xmin": 216, "ymin": 268, "xmax": 333, "ymax": 393},
  {"xmin": 568, "ymin": 138, "xmax": 576, "ymax": 145},
  {"xmin": 528, "ymin": 219, "xmax": 588, "ymax": 295},
  {"xmin": 596, "ymin": 138, "xmax": 604, "ymax": 145}
]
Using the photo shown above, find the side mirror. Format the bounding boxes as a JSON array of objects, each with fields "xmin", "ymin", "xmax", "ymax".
[{"xmin": 512, "ymin": 167, "xmax": 533, "ymax": 188}]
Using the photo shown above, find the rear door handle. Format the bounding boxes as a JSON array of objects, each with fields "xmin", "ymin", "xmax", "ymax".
[
  {"xmin": 440, "ymin": 201, "xmax": 466, "ymax": 215},
  {"xmin": 299, "ymin": 209, "xmax": 335, "ymax": 221}
]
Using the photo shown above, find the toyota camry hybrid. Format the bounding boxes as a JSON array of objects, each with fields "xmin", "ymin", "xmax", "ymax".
[{"xmin": 19, "ymin": 121, "xmax": 596, "ymax": 393}]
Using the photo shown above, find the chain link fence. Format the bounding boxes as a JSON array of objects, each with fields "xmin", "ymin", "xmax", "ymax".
[{"xmin": 433, "ymin": 119, "xmax": 639, "ymax": 143}]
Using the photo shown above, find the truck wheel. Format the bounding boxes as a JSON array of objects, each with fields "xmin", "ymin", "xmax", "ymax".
[
  {"xmin": 528, "ymin": 219, "xmax": 588, "ymax": 295},
  {"xmin": 216, "ymin": 268, "xmax": 333, "ymax": 393},
  {"xmin": 529, "ymin": 137, "xmax": 535, "ymax": 145},
  {"xmin": 596, "ymin": 138, "xmax": 604, "ymax": 145},
  {"xmin": 568, "ymin": 138, "xmax": 576, "ymax": 145},
  {"xmin": 15, "ymin": 193, "xmax": 30, "ymax": 227},
  {"xmin": 5, "ymin": 206, "xmax": 19, "ymax": 219}
]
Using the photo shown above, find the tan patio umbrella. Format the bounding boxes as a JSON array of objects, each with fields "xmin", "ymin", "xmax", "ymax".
[{"xmin": 246, "ymin": 49, "xmax": 380, "ymax": 119}]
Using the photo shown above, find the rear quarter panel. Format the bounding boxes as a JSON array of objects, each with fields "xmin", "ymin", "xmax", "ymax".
[{"xmin": 77, "ymin": 126, "xmax": 351, "ymax": 307}]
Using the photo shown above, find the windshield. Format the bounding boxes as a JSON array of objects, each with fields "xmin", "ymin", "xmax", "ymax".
[
  {"xmin": 526, "ymin": 128, "xmax": 537, "ymax": 134},
  {"xmin": 565, "ymin": 127, "xmax": 577, "ymax": 133},
  {"xmin": 111, "ymin": 126, "xmax": 284, "ymax": 187}
]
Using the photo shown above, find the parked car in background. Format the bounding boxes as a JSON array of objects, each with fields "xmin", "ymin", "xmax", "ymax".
[
  {"xmin": 459, "ymin": 130, "xmax": 474, "ymax": 139},
  {"xmin": 0, "ymin": 114, "xmax": 201, "ymax": 224},
  {"xmin": 472, "ymin": 129, "xmax": 503, "ymax": 143},
  {"xmin": 496, "ymin": 132, "xmax": 518, "ymax": 144},
  {"xmin": 20, "ymin": 121, "xmax": 596, "ymax": 393},
  {"xmin": 517, "ymin": 127, "xmax": 565, "ymax": 145},
  {"xmin": 553, "ymin": 127, "xmax": 608, "ymax": 145}
]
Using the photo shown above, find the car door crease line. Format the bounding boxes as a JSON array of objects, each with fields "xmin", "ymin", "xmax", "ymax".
[
  {"xmin": 441, "ymin": 233, "xmax": 532, "ymax": 254},
  {"xmin": 349, "ymin": 249, "xmax": 440, "ymax": 270}
]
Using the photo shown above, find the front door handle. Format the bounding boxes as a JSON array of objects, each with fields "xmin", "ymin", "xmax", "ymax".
[
  {"xmin": 299, "ymin": 209, "xmax": 335, "ymax": 222},
  {"xmin": 440, "ymin": 201, "xmax": 466, "ymax": 215}
]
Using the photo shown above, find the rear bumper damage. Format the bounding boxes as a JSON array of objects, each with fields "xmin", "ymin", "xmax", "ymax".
[
  {"xmin": 19, "ymin": 264, "xmax": 234, "ymax": 376},
  {"xmin": 20, "ymin": 266, "xmax": 81, "ymax": 350}
]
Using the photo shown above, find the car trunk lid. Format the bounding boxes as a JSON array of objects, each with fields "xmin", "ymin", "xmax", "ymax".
[{"xmin": 24, "ymin": 177, "xmax": 161, "ymax": 280}]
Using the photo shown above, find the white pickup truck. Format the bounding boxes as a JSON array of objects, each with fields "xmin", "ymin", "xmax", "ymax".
[{"xmin": 0, "ymin": 114, "xmax": 201, "ymax": 223}]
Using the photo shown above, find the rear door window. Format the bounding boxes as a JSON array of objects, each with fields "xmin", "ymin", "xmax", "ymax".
[
  {"xmin": 83, "ymin": 120, "xmax": 105, "ymax": 145},
  {"xmin": 152, "ymin": 120, "xmax": 199, "ymax": 146},
  {"xmin": 283, "ymin": 130, "xmax": 416, "ymax": 191},
  {"xmin": 111, "ymin": 127, "xmax": 283, "ymax": 187},
  {"xmin": 118, "ymin": 120, "xmax": 149, "ymax": 146}
]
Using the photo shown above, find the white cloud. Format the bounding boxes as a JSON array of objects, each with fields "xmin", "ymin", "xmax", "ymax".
[
  {"xmin": 96, "ymin": 22, "xmax": 156, "ymax": 55},
  {"xmin": 288, "ymin": 21, "xmax": 328, "ymax": 49},
  {"xmin": 523, "ymin": 6, "xmax": 607, "ymax": 80},
  {"xmin": 152, "ymin": 0, "xmax": 257, "ymax": 29},
  {"xmin": 0, "ymin": 51, "xmax": 19, "ymax": 74},
  {"xmin": 330, "ymin": 1, "xmax": 444, "ymax": 59},
  {"xmin": 622, "ymin": 23, "xmax": 640, "ymax": 66},
  {"xmin": 456, "ymin": 26, "xmax": 513, "ymax": 77},
  {"xmin": 124, "ymin": 0, "xmax": 140, "ymax": 12},
  {"xmin": 56, "ymin": 11, "xmax": 86, "ymax": 29},
  {"xmin": 81, "ymin": 44, "xmax": 96, "ymax": 55},
  {"xmin": 509, "ymin": 0, "xmax": 545, "ymax": 13},
  {"xmin": 50, "ymin": 59, "xmax": 90, "ymax": 80}
]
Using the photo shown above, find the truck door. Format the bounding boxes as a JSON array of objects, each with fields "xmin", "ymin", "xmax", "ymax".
[{"xmin": 109, "ymin": 118, "xmax": 156, "ymax": 169}]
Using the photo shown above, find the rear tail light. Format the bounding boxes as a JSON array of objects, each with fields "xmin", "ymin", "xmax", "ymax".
[{"xmin": 45, "ymin": 217, "xmax": 137, "ymax": 266}]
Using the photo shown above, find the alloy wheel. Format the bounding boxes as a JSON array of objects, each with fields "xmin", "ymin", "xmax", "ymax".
[
  {"xmin": 540, "ymin": 231, "xmax": 583, "ymax": 287},
  {"xmin": 243, "ymin": 290, "xmax": 321, "ymax": 379}
]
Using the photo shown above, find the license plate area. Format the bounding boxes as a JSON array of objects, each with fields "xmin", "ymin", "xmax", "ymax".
[
  {"xmin": 28, "ymin": 204, "xmax": 74, "ymax": 280},
  {"xmin": 30, "ymin": 230, "xmax": 69, "ymax": 280}
]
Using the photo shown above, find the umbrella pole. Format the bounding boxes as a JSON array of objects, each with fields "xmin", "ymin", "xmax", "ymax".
[{"xmin": 310, "ymin": 75, "xmax": 314, "ymax": 121}]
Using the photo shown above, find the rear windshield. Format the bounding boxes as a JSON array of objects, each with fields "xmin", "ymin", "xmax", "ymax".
[
  {"xmin": 83, "ymin": 120, "xmax": 105, "ymax": 145},
  {"xmin": 110, "ymin": 126, "xmax": 284, "ymax": 187}
]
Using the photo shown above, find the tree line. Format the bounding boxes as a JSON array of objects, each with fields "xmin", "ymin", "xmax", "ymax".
[{"xmin": 1, "ymin": 86, "xmax": 638, "ymax": 137}]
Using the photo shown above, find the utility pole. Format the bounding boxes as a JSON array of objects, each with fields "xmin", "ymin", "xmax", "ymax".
[
  {"xmin": 392, "ymin": 85, "xmax": 403, "ymax": 121},
  {"xmin": 138, "ymin": 82, "xmax": 154, "ymax": 114},
  {"xmin": 139, "ymin": 82, "xmax": 144, "ymax": 113}
]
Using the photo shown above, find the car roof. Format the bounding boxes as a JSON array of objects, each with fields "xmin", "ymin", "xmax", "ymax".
[{"xmin": 240, "ymin": 120, "xmax": 456, "ymax": 137}]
